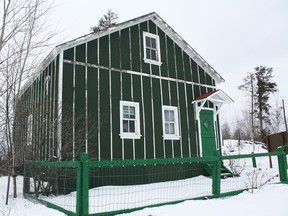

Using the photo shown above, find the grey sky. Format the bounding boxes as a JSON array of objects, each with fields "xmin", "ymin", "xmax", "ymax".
[{"xmin": 52, "ymin": 0, "xmax": 288, "ymax": 126}]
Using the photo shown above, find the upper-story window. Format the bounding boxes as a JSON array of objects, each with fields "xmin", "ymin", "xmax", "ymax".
[
  {"xmin": 120, "ymin": 101, "xmax": 141, "ymax": 139},
  {"xmin": 162, "ymin": 106, "xmax": 180, "ymax": 140},
  {"xmin": 143, "ymin": 32, "xmax": 162, "ymax": 65}
]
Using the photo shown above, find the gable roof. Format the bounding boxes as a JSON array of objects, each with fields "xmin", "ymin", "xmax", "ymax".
[{"xmin": 21, "ymin": 12, "xmax": 225, "ymax": 96}]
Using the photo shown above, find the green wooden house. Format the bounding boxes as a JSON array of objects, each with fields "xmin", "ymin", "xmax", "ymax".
[{"xmin": 15, "ymin": 12, "xmax": 232, "ymax": 181}]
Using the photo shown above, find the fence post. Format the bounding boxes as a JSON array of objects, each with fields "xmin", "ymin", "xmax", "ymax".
[
  {"xmin": 251, "ymin": 152, "xmax": 257, "ymax": 168},
  {"xmin": 76, "ymin": 153, "xmax": 89, "ymax": 216},
  {"xmin": 212, "ymin": 150, "xmax": 221, "ymax": 197},
  {"xmin": 277, "ymin": 147, "xmax": 288, "ymax": 183},
  {"xmin": 82, "ymin": 153, "xmax": 89, "ymax": 216}
]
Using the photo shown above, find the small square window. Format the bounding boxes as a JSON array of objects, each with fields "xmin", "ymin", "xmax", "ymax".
[
  {"xmin": 120, "ymin": 101, "xmax": 141, "ymax": 139},
  {"xmin": 162, "ymin": 106, "xmax": 180, "ymax": 140},
  {"xmin": 143, "ymin": 32, "xmax": 162, "ymax": 65}
]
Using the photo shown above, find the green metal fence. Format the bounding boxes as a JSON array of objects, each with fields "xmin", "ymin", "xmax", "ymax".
[{"xmin": 23, "ymin": 147, "xmax": 288, "ymax": 216}]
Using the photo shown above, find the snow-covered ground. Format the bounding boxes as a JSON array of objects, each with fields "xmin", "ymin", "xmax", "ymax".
[{"xmin": 0, "ymin": 140, "xmax": 287, "ymax": 216}]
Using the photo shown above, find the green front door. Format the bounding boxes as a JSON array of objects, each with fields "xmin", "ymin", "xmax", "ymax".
[{"xmin": 200, "ymin": 110, "xmax": 216, "ymax": 156}]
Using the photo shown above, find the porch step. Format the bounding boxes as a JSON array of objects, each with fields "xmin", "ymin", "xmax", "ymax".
[{"xmin": 202, "ymin": 162, "xmax": 233, "ymax": 179}]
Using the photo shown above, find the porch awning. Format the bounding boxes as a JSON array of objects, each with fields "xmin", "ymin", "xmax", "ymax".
[
  {"xmin": 191, "ymin": 89, "xmax": 233, "ymax": 120},
  {"xmin": 192, "ymin": 89, "xmax": 233, "ymax": 106}
]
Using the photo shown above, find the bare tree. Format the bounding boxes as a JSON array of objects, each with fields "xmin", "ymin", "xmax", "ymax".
[
  {"xmin": 221, "ymin": 122, "xmax": 232, "ymax": 140},
  {"xmin": 0, "ymin": 0, "xmax": 56, "ymax": 201},
  {"xmin": 269, "ymin": 95, "xmax": 284, "ymax": 134}
]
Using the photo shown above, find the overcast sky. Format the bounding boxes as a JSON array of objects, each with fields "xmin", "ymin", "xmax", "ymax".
[{"xmin": 52, "ymin": 0, "xmax": 288, "ymax": 126}]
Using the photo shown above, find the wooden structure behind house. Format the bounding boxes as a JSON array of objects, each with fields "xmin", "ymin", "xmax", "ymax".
[{"xmin": 14, "ymin": 13, "xmax": 232, "ymax": 174}]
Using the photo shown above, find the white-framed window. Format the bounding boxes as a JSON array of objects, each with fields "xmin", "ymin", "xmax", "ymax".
[
  {"xmin": 162, "ymin": 106, "xmax": 180, "ymax": 140},
  {"xmin": 143, "ymin": 32, "xmax": 162, "ymax": 65},
  {"xmin": 120, "ymin": 101, "xmax": 141, "ymax": 139},
  {"xmin": 27, "ymin": 114, "xmax": 33, "ymax": 146}
]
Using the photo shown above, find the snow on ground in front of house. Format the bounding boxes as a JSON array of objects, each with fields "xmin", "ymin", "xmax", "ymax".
[
  {"xmin": 118, "ymin": 183, "xmax": 288, "ymax": 216},
  {"xmin": 1, "ymin": 140, "xmax": 287, "ymax": 216},
  {"xmin": 0, "ymin": 176, "xmax": 65, "ymax": 216}
]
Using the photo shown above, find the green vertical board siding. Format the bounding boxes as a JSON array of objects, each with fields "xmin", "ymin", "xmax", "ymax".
[
  {"xmin": 62, "ymin": 63, "xmax": 74, "ymax": 160},
  {"xmin": 152, "ymin": 78, "xmax": 164, "ymax": 158},
  {"xmin": 170, "ymin": 81, "xmax": 177, "ymax": 107},
  {"xmin": 143, "ymin": 76, "xmax": 153, "ymax": 159},
  {"xmin": 34, "ymin": 80, "xmax": 39, "ymax": 160},
  {"xmin": 87, "ymin": 39, "xmax": 98, "ymax": 65},
  {"xmin": 75, "ymin": 65, "xmax": 85, "ymax": 111},
  {"xmin": 87, "ymin": 67, "xmax": 98, "ymax": 160},
  {"xmin": 164, "ymin": 140, "xmax": 173, "ymax": 158},
  {"xmin": 212, "ymin": 79, "xmax": 216, "ymax": 86},
  {"xmin": 183, "ymin": 52, "xmax": 192, "ymax": 81},
  {"xmin": 178, "ymin": 83, "xmax": 189, "ymax": 157},
  {"xmin": 54, "ymin": 57, "xmax": 59, "ymax": 157},
  {"xmin": 99, "ymin": 69, "xmax": 110, "ymax": 160},
  {"xmin": 46, "ymin": 66, "xmax": 51, "ymax": 159},
  {"xmin": 124, "ymin": 138, "xmax": 133, "ymax": 160},
  {"xmin": 191, "ymin": 59, "xmax": 198, "ymax": 83},
  {"xmin": 140, "ymin": 21, "xmax": 149, "ymax": 74},
  {"xmin": 76, "ymin": 44, "xmax": 86, "ymax": 62},
  {"xmin": 161, "ymin": 79, "xmax": 169, "ymax": 105},
  {"xmin": 120, "ymin": 29, "xmax": 130, "ymax": 70},
  {"xmin": 175, "ymin": 45, "xmax": 184, "ymax": 80},
  {"xmin": 158, "ymin": 28, "xmax": 167, "ymax": 77},
  {"xmin": 111, "ymin": 71, "xmax": 121, "ymax": 160},
  {"xmin": 122, "ymin": 73, "xmax": 132, "ymax": 101},
  {"xmin": 110, "ymin": 32, "xmax": 120, "ymax": 68},
  {"xmin": 63, "ymin": 47, "xmax": 74, "ymax": 61},
  {"xmin": 151, "ymin": 64, "xmax": 160, "ymax": 76},
  {"xmin": 132, "ymin": 75, "xmax": 144, "ymax": 159},
  {"xmin": 193, "ymin": 85, "xmax": 200, "ymax": 98},
  {"xmin": 200, "ymin": 86, "xmax": 206, "ymax": 95},
  {"xmin": 199, "ymin": 67, "xmax": 206, "ymax": 84},
  {"xmin": 42, "ymin": 70, "xmax": 47, "ymax": 158},
  {"xmin": 99, "ymin": 35, "xmax": 109, "ymax": 67},
  {"xmin": 166, "ymin": 37, "xmax": 176, "ymax": 79},
  {"xmin": 186, "ymin": 84, "xmax": 197, "ymax": 156},
  {"xmin": 39, "ymin": 73, "xmax": 44, "ymax": 160},
  {"xmin": 48, "ymin": 63, "xmax": 53, "ymax": 157},
  {"xmin": 75, "ymin": 65, "xmax": 86, "ymax": 159},
  {"xmin": 200, "ymin": 110, "xmax": 216, "ymax": 156},
  {"xmin": 39, "ymin": 71, "xmax": 44, "ymax": 160},
  {"xmin": 148, "ymin": 20, "xmax": 156, "ymax": 34},
  {"xmin": 206, "ymin": 74, "xmax": 213, "ymax": 86},
  {"xmin": 36, "ymin": 79, "xmax": 40, "ymax": 160},
  {"xmin": 130, "ymin": 24, "xmax": 140, "ymax": 72}
]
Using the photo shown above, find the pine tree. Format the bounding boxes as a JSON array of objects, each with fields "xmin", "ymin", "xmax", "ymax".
[
  {"xmin": 91, "ymin": 10, "xmax": 118, "ymax": 32},
  {"xmin": 239, "ymin": 66, "xmax": 277, "ymax": 141}
]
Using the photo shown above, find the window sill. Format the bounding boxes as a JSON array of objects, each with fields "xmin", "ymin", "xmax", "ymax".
[
  {"xmin": 119, "ymin": 134, "xmax": 142, "ymax": 140},
  {"xmin": 143, "ymin": 58, "xmax": 162, "ymax": 66},
  {"xmin": 163, "ymin": 135, "xmax": 181, "ymax": 140}
]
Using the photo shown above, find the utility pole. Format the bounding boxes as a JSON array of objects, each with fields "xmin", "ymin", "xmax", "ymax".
[
  {"xmin": 282, "ymin": 99, "xmax": 288, "ymax": 132},
  {"xmin": 251, "ymin": 74, "xmax": 254, "ymax": 150},
  {"xmin": 251, "ymin": 73, "xmax": 256, "ymax": 168}
]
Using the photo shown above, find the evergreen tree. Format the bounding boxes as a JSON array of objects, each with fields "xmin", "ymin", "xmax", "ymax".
[
  {"xmin": 91, "ymin": 10, "xmax": 118, "ymax": 32},
  {"xmin": 239, "ymin": 66, "xmax": 277, "ymax": 141}
]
